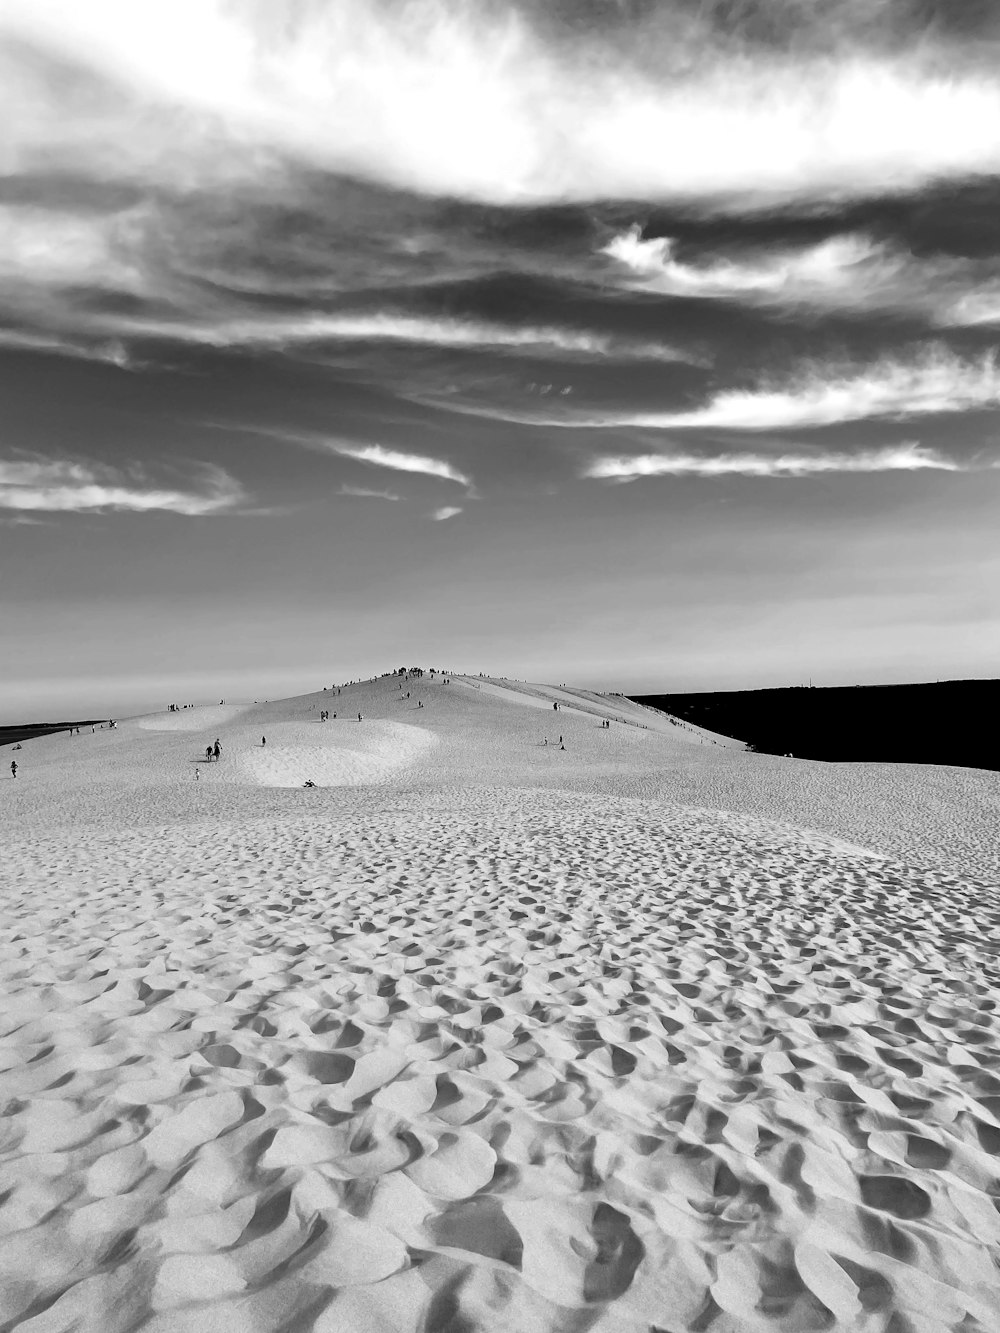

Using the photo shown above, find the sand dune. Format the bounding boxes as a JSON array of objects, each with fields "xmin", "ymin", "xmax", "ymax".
[{"xmin": 2, "ymin": 673, "xmax": 999, "ymax": 1331}]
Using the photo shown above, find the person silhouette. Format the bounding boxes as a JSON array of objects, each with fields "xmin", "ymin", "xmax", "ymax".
[
  {"xmin": 261, "ymin": 736, "xmax": 266, "ymax": 746},
  {"xmin": 10, "ymin": 760, "xmax": 16, "ymax": 778},
  {"xmin": 213, "ymin": 739, "xmax": 221, "ymax": 760}
]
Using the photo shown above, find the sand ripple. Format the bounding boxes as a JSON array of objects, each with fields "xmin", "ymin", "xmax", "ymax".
[{"xmin": 2, "ymin": 788, "xmax": 999, "ymax": 1331}]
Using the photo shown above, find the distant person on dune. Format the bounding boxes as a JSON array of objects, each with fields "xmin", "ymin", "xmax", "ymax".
[
  {"xmin": 10, "ymin": 761, "xmax": 16, "ymax": 778},
  {"xmin": 261, "ymin": 736, "xmax": 266, "ymax": 746},
  {"xmin": 213, "ymin": 740, "xmax": 221, "ymax": 761},
  {"xmin": 358, "ymin": 713, "xmax": 363, "ymax": 722},
  {"xmin": 205, "ymin": 746, "xmax": 213, "ymax": 762}
]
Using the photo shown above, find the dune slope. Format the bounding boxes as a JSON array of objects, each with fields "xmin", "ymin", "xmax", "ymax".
[{"xmin": 1, "ymin": 674, "xmax": 998, "ymax": 1332}]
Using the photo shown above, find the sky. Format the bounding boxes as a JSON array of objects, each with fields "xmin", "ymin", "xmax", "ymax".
[{"xmin": 2, "ymin": 0, "xmax": 999, "ymax": 720}]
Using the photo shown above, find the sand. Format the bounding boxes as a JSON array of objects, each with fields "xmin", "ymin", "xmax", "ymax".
[{"xmin": 2, "ymin": 674, "xmax": 999, "ymax": 1332}]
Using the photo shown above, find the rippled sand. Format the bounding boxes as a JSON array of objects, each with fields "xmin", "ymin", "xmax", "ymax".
[{"xmin": 2, "ymin": 676, "xmax": 999, "ymax": 1332}]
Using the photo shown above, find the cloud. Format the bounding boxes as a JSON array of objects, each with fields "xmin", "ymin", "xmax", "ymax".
[
  {"xmin": 585, "ymin": 442, "xmax": 975, "ymax": 481},
  {"xmin": 0, "ymin": 326, "xmax": 134, "ymax": 367},
  {"xmin": 513, "ymin": 349, "xmax": 1000, "ymax": 432},
  {"xmin": 6, "ymin": 2, "xmax": 1000, "ymax": 209},
  {"xmin": 601, "ymin": 226, "xmax": 1000, "ymax": 327},
  {"xmin": 430, "ymin": 506, "xmax": 462, "ymax": 521},
  {"xmin": 601, "ymin": 226, "xmax": 905, "ymax": 306},
  {"xmin": 0, "ymin": 457, "xmax": 244, "ymax": 514},
  {"xmin": 339, "ymin": 484, "xmax": 401, "ymax": 501},
  {"xmin": 328, "ymin": 442, "xmax": 471, "ymax": 489},
  {"xmin": 113, "ymin": 311, "xmax": 692, "ymax": 362},
  {"xmin": 636, "ymin": 350, "xmax": 1000, "ymax": 431},
  {"xmin": 944, "ymin": 290, "xmax": 1000, "ymax": 327},
  {"xmin": 0, "ymin": 203, "xmax": 147, "ymax": 291}
]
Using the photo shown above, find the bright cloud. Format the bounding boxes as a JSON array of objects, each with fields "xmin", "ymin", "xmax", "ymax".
[
  {"xmin": 585, "ymin": 443, "xmax": 974, "ymax": 481},
  {"xmin": 329, "ymin": 443, "xmax": 471, "ymax": 488},
  {"xmin": 430, "ymin": 506, "xmax": 463, "ymax": 521},
  {"xmin": 601, "ymin": 226, "xmax": 1000, "ymax": 325},
  {"xmin": 0, "ymin": 457, "xmax": 244, "ymax": 514},
  {"xmin": 601, "ymin": 227, "xmax": 905, "ymax": 305},
  {"xmin": 944, "ymin": 290, "xmax": 1000, "ymax": 327},
  {"xmin": 523, "ymin": 349, "xmax": 1000, "ymax": 432},
  {"xmin": 5, "ymin": 2, "xmax": 1000, "ymax": 208},
  {"xmin": 0, "ymin": 203, "xmax": 149, "ymax": 293}
]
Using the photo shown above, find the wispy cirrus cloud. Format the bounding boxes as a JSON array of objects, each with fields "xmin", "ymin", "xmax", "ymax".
[
  {"xmin": 497, "ymin": 348, "xmax": 1000, "ymax": 432},
  {"xmin": 602, "ymin": 226, "xmax": 1000, "ymax": 328},
  {"xmin": 328, "ymin": 442, "xmax": 471, "ymax": 489},
  {"xmin": 0, "ymin": 457, "xmax": 244, "ymax": 514},
  {"xmin": 632, "ymin": 349, "xmax": 1000, "ymax": 431},
  {"xmin": 601, "ymin": 227, "xmax": 896, "ymax": 306},
  {"xmin": 212, "ymin": 425, "xmax": 475, "ymax": 493},
  {"xmin": 339, "ymin": 484, "xmax": 401, "ymax": 501},
  {"xmin": 584, "ymin": 442, "xmax": 980, "ymax": 482},
  {"xmin": 114, "ymin": 311, "xmax": 689, "ymax": 362}
]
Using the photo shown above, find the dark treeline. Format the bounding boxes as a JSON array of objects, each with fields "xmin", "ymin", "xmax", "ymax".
[
  {"xmin": 1, "ymin": 722, "xmax": 107, "ymax": 747},
  {"xmin": 631, "ymin": 680, "xmax": 999, "ymax": 773}
]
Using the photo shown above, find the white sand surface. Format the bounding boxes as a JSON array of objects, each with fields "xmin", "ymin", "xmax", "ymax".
[
  {"xmin": 2, "ymin": 673, "xmax": 999, "ymax": 1332},
  {"xmin": 233, "ymin": 720, "xmax": 438, "ymax": 788},
  {"xmin": 133, "ymin": 705, "xmax": 251, "ymax": 732}
]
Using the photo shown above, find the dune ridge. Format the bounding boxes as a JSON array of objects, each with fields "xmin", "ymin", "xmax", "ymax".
[{"xmin": 2, "ymin": 673, "xmax": 999, "ymax": 1331}]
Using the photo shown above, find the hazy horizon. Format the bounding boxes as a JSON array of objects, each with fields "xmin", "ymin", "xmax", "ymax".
[
  {"xmin": 4, "ymin": 664, "xmax": 997, "ymax": 728},
  {"xmin": 4, "ymin": 1, "xmax": 999, "ymax": 720}
]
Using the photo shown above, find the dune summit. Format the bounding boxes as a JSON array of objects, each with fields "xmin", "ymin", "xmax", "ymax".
[{"xmin": 2, "ymin": 672, "xmax": 999, "ymax": 1332}]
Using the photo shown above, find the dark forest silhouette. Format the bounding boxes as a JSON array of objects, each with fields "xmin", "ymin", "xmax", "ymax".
[{"xmin": 633, "ymin": 679, "xmax": 999, "ymax": 772}]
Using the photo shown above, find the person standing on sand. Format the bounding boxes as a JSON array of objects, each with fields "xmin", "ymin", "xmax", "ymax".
[
  {"xmin": 194, "ymin": 767, "xmax": 200, "ymax": 780},
  {"xmin": 10, "ymin": 761, "xmax": 16, "ymax": 778},
  {"xmin": 358, "ymin": 713, "xmax": 363, "ymax": 722},
  {"xmin": 213, "ymin": 739, "xmax": 221, "ymax": 761},
  {"xmin": 261, "ymin": 736, "xmax": 266, "ymax": 746}
]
